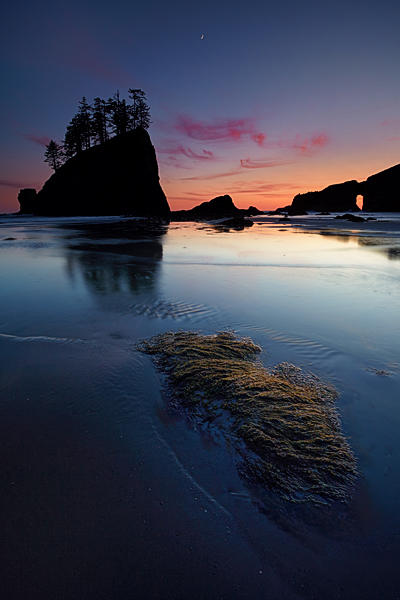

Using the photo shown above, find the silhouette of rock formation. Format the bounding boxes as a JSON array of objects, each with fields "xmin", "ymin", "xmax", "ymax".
[
  {"xmin": 18, "ymin": 188, "xmax": 37, "ymax": 214},
  {"xmin": 287, "ymin": 163, "xmax": 400, "ymax": 213},
  {"xmin": 18, "ymin": 128, "xmax": 169, "ymax": 218},
  {"xmin": 291, "ymin": 181, "xmax": 360, "ymax": 213},
  {"xmin": 362, "ymin": 164, "xmax": 400, "ymax": 211},
  {"xmin": 334, "ymin": 213, "xmax": 365, "ymax": 222},
  {"xmin": 171, "ymin": 195, "xmax": 262, "ymax": 221}
]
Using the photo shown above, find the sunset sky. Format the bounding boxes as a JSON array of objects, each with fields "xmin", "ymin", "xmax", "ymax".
[{"xmin": 1, "ymin": 0, "xmax": 399, "ymax": 213}]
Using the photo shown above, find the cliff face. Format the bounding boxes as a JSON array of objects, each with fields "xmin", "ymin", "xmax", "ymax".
[
  {"xmin": 291, "ymin": 181, "xmax": 360, "ymax": 213},
  {"xmin": 21, "ymin": 128, "xmax": 170, "ymax": 218},
  {"xmin": 362, "ymin": 164, "xmax": 400, "ymax": 212}
]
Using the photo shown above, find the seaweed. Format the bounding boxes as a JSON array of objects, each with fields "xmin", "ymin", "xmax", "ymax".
[{"xmin": 138, "ymin": 331, "xmax": 357, "ymax": 505}]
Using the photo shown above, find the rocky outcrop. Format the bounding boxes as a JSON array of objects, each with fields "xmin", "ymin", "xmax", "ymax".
[
  {"xmin": 287, "ymin": 163, "xmax": 400, "ymax": 213},
  {"xmin": 362, "ymin": 163, "xmax": 400, "ymax": 212},
  {"xmin": 171, "ymin": 195, "xmax": 262, "ymax": 221},
  {"xmin": 291, "ymin": 181, "xmax": 360, "ymax": 213},
  {"xmin": 334, "ymin": 213, "xmax": 365, "ymax": 222},
  {"xmin": 18, "ymin": 189, "xmax": 37, "ymax": 214},
  {"xmin": 18, "ymin": 128, "xmax": 170, "ymax": 218}
]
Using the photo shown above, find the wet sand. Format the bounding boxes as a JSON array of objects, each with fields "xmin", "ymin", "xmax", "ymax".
[{"xmin": 0, "ymin": 214, "xmax": 399, "ymax": 599}]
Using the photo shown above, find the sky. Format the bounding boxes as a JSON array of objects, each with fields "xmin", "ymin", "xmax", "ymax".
[{"xmin": 1, "ymin": 0, "xmax": 399, "ymax": 213}]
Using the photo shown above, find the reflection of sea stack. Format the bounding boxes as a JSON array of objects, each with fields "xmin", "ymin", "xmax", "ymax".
[
  {"xmin": 19, "ymin": 128, "xmax": 170, "ymax": 218},
  {"xmin": 63, "ymin": 219, "xmax": 166, "ymax": 298}
]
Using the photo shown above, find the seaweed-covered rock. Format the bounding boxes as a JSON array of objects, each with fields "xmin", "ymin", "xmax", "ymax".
[{"xmin": 139, "ymin": 331, "xmax": 357, "ymax": 505}]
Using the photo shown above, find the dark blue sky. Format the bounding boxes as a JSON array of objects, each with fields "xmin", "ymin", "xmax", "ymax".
[{"xmin": 1, "ymin": 0, "xmax": 399, "ymax": 211}]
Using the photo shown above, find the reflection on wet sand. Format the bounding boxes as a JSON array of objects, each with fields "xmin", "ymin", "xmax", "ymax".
[{"xmin": 61, "ymin": 220, "xmax": 167, "ymax": 297}]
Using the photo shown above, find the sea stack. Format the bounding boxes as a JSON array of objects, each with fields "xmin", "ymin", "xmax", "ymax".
[
  {"xmin": 171, "ymin": 195, "xmax": 263, "ymax": 221},
  {"xmin": 362, "ymin": 164, "xmax": 400, "ymax": 212},
  {"xmin": 18, "ymin": 127, "xmax": 170, "ymax": 218},
  {"xmin": 290, "ymin": 181, "xmax": 360, "ymax": 213}
]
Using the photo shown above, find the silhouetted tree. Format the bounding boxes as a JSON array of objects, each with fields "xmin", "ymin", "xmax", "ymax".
[
  {"xmin": 47, "ymin": 88, "xmax": 151, "ymax": 163},
  {"xmin": 91, "ymin": 97, "xmax": 109, "ymax": 144},
  {"xmin": 44, "ymin": 140, "xmax": 64, "ymax": 171},
  {"xmin": 128, "ymin": 88, "xmax": 151, "ymax": 130},
  {"xmin": 63, "ymin": 97, "xmax": 92, "ymax": 158},
  {"xmin": 78, "ymin": 96, "xmax": 92, "ymax": 149},
  {"xmin": 107, "ymin": 91, "xmax": 131, "ymax": 136},
  {"xmin": 64, "ymin": 114, "xmax": 84, "ymax": 158}
]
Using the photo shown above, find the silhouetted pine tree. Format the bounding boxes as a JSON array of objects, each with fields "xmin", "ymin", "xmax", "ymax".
[
  {"xmin": 91, "ymin": 97, "xmax": 109, "ymax": 144},
  {"xmin": 64, "ymin": 115, "xmax": 84, "ymax": 158},
  {"xmin": 107, "ymin": 91, "xmax": 131, "ymax": 136},
  {"xmin": 78, "ymin": 97, "xmax": 92, "ymax": 150},
  {"xmin": 46, "ymin": 89, "xmax": 151, "ymax": 165},
  {"xmin": 128, "ymin": 89, "xmax": 151, "ymax": 130},
  {"xmin": 44, "ymin": 140, "xmax": 64, "ymax": 171}
]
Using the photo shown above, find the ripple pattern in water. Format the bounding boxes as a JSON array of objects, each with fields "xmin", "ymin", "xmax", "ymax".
[{"xmin": 130, "ymin": 298, "xmax": 216, "ymax": 321}]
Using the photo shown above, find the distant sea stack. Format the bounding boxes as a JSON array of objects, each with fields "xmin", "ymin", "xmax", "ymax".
[
  {"xmin": 19, "ymin": 128, "xmax": 170, "ymax": 218},
  {"xmin": 291, "ymin": 181, "xmax": 360, "ymax": 213},
  {"xmin": 286, "ymin": 163, "xmax": 400, "ymax": 213},
  {"xmin": 171, "ymin": 195, "xmax": 262, "ymax": 221}
]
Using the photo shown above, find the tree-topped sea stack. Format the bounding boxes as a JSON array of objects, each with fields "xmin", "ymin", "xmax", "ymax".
[{"xmin": 19, "ymin": 90, "xmax": 170, "ymax": 218}]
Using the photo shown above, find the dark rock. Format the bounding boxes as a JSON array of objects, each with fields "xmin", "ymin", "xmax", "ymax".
[
  {"xmin": 20, "ymin": 128, "xmax": 169, "ymax": 218},
  {"xmin": 318, "ymin": 211, "xmax": 331, "ymax": 215},
  {"xmin": 291, "ymin": 180, "xmax": 360, "ymax": 213},
  {"xmin": 212, "ymin": 217, "xmax": 254, "ymax": 231},
  {"xmin": 269, "ymin": 205, "xmax": 291, "ymax": 215},
  {"xmin": 287, "ymin": 208, "xmax": 308, "ymax": 216},
  {"xmin": 362, "ymin": 163, "xmax": 400, "ymax": 212},
  {"xmin": 286, "ymin": 162, "xmax": 400, "ymax": 213},
  {"xmin": 366, "ymin": 217, "xmax": 377, "ymax": 221},
  {"xmin": 172, "ymin": 195, "xmax": 239, "ymax": 221},
  {"xmin": 334, "ymin": 213, "xmax": 365, "ymax": 222},
  {"xmin": 171, "ymin": 195, "xmax": 258, "ymax": 222},
  {"xmin": 18, "ymin": 188, "xmax": 37, "ymax": 214},
  {"xmin": 244, "ymin": 205, "xmax": 263, "ymax": 216}
]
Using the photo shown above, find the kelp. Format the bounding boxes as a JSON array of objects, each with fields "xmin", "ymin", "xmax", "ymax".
[{"xmin": 138, "ymin": 331, "xmax": 357, "ymax": 504}]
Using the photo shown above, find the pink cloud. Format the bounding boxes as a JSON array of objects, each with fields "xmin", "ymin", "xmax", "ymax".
[
  {"xmin": 290, "ymin": 133, "xmax": 329, "ymax": 154},
  {"xmin": 381, "ymin": 119, "xmax": 400, "ymax": 128},
  {"xmin": 158, "ymin": 144, "xmax": 215, "ymax": 160},
  {"xmin": 171, "ymin": 115, "xmax": 329, "ymax": 158},
  {"xmin": 240, "ymin": 158, "xmax": 292, "ymax": 169},
  {"xmin": 251, "ymin": 133, "xmax": 266, "ymax": 146},
  {"xmin": 175, "ymin": 115, "xmax": 265, "ymax": 145},
  {"xmin": 23, "ymin": 133, "xmax": 51, "ymax": 147},
  {"xmin": 182, "ymin": 169, "xmax": 241, "ymax": 181}
]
